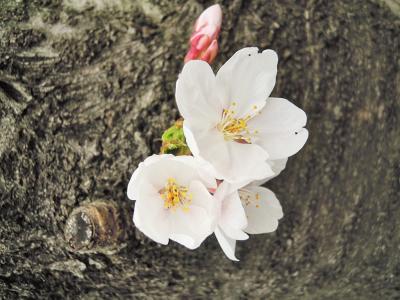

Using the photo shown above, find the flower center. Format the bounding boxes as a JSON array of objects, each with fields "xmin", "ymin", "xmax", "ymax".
[
  {"xmin": 216, "ymin": 102, "xmax": 259, "ymax": 143},
  {"xmin": 160, "ymin": 177, "xmax": 192, "ymax": 212}
]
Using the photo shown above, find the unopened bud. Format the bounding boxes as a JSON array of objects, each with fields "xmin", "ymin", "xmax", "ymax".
[{"xmin": 184, "ymin": 4, "xmax": 222, "ymax": 64}]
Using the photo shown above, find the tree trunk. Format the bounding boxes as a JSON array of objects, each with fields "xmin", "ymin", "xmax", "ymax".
[{"xmin": 1, "ymin": 0, "xmax": 399, "ymax": 298}]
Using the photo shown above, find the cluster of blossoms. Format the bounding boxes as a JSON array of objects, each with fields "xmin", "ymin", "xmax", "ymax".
[{"xmin": 127, "ymin": 5, "xmax": 308, "ymax": 260}]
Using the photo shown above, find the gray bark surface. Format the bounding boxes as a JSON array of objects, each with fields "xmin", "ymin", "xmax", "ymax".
[{"xmin": 0, "ymin": 0, "xmax": 399, "ymax": 299}]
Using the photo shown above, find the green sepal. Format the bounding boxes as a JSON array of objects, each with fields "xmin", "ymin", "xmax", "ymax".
[{"xmin": 160, "ymin": 120, "xmax": 191, "ymax": 156}]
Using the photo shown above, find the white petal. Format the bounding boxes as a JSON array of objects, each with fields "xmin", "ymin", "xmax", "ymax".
[
  {"xmin": 148, "ymin": 155, "xmax": 198, "ymax": 188},
  {"xmin": 215, "ymin": 226, "xmax": 239, "ymax": 261},
  {"xmin": 183, "ymin": 125, "xmax": 200, "ymax": 157},
  {"xmin": 189, "ymin": 180, "xmax": 218, "ymax": 222},
  {"xmin": 184, "ymin": 126, "xmax": 231, "ymax": 179},
  {"xmin": 127, "ymin": 154, "xmax": 168, "ymax": 200},
  {"xmin": 194, "ymin": 159, "xmax": 218, "ymax": 190},
  {"xmin": 169, "ymin": 206, "xmax": 213, "ymax": 249},
  {"xmin": 241, "ymin": 186, "xmax": 283, "ymax": 234},
  {"xmin": 219, "ymin": 141, "xmax": 274, "ymax": 185},
  {"xmin": 127, "ymin": 155, "xmax": 172, "ymax": 200},
  {"xmin": 250, "ymin": 97, "xmax": 308, "ymax": 160},
  {"xmin": 261, "ymin": 129, "xmax": 308, "ymax": 160},
  {"xmin": 269, "ymin": 158, "xmax": 288, "ymax": 177},
  {"xmin": 176, "ymin": 60, "xmax": 222, "ymax": 127},
  {"xmin": 216, "ymin": 48, "xmax": 278, "ymax": 117},
  {"xmin": 127, "ymin": 161, "xmax": 145, "ymax": 200},
  {"xmin": 214, "ymin": 183, "xmax": 248, "ymax": 240},
  {"xmin": 169, "ymin": 233, "xmax": 198, "ymax": 250},
  {"xmin": 186, "ymin": 126, "xmax": 273, "ymax": 185},
  {"xmin": 217, "ymin": 47, "xmax": 259, "ymax": 81},
  {"xmin": 133, "ymin": 183, "xmax": 170, "ymax": 244},
  {"xmin": 142, "ymin": 153, "xmax": 167, "ymax": 166},
  {"xmin": 251, "ymin": 158, "xmax": 288, "ymax": 186},
  {"xmin": 169, "ymin": 180, "xmax": 217, "ymax": 249},
  {"xmin": 219, "ymin": 223, "xmax": 248, "ymax": 241},
  {"xmin": 173, "ymin": 154, "xmax": 217, "ymax": 189}
]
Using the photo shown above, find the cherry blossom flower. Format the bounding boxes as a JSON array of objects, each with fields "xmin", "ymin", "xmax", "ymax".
[
  {"xmin": 176, "ymin": 47, "xmax": 308, "ymax": 185},
  {"xmin": 184, "ymin": 4, "xmax": 222, "ymax": 64},
  {"xmin": 127, "ymin": 154, "xmax": 218, "ymax": 249},
  {"xmin": 214, "ymin": 181, "xmax": 283, "ymax": 261}
]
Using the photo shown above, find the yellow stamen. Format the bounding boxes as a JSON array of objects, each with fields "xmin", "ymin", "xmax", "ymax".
[
  {"xmin": 239, "ymin": 189, "xmax": 261, "ymax": 208},
  {"xmin": 160, "ymin": 177, "xmax": 192, "ymax": 212},
  {"xmin": 216, "ymin": 102, "xmax": 259, "ymax": 143}
]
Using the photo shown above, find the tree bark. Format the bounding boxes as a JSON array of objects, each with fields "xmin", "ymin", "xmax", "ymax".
[{"xmin": 1, "ymin": 0, "xmax": 399, "ymax": 298}]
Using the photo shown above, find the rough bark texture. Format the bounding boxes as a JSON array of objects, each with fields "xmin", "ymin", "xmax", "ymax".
[{"xmin": 1, "ymin": 0, "xmax": 399, "ymax": 299}]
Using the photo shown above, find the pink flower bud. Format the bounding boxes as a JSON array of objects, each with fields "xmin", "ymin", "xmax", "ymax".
[{"xmin": 184, "ymin": 4, "xmax": 222, "ymax": 64}]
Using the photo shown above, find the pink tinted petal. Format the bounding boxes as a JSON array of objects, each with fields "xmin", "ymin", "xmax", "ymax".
[
  {"xmin": 194, "ymin": 4, "xmax": 222, "ymax": 34},
  {"xmin": 185, "ymin": 4, "xmax": 222, "ymax": 64}
]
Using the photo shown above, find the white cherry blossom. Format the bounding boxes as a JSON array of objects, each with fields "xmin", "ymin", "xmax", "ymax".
[
  {"xmin": 214, "ymin": 181, "xmax": 283, "ymax": 261},
  {"xmin": 176, "ymin": 47, "xmax": 308, "ymax": 185},
  {"xmin": 127, "ymin": 154, "xmax": 218, "ymax": 249}
]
